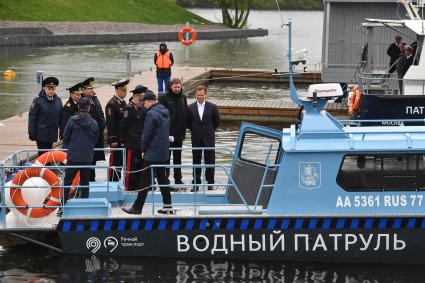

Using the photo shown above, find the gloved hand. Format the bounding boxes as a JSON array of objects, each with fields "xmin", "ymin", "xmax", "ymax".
[
  {"xmin": 169, "ymin": 136, "xmax": 175, "ymax": 143},
  {"xmin": 29, "ymin": 135, "xmax": 36, "ymax": 141}
]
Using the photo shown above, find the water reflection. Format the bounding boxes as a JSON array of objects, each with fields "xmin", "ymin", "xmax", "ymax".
[{"xmin": 55, "ymin": 254, "xmax": 425, "ymax": 282}]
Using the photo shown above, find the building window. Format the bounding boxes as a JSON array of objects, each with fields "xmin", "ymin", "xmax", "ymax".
[{"xmin": 336, "ymin": 154, "xmax": 425, "ymax": 191}]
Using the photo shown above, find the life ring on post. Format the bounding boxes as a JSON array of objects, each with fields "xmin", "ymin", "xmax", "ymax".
[
  {"xmin": 178, "ymin": 27, "xmax": 197, "ymax": 45},
  {"xmin": 35, "ymin": 150, "xmax": 80, "ymax": 191},
  {"xmin": 10, "ymin": 167, "xmax": 61, "ymax": 218}
]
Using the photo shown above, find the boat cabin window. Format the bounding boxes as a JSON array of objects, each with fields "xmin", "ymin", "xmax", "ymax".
[
  {"xmin": 337, "ymin": 154, "xmax": 425, "ymax": 191},
  {"xmin": 239, "ymin": 132, "xmax": 281, "ymax": 166}
]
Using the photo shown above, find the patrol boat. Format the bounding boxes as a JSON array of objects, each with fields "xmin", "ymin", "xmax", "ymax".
[
  {"xmin": 2, "ymin": 24, "xmax": 425, "ymax": 264},
  {"xmin": 351, "ymin": 0, "xmax": 425, "ymax": 124}
]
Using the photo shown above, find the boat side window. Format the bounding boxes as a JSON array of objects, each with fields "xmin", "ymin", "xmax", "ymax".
[
  {"xmin": 336, "ymin": 154, "xmax": 425, "ymax": 191},
  {"xmin": 239, "ymin": 132, "xmax": 281, "ymax": 166}
]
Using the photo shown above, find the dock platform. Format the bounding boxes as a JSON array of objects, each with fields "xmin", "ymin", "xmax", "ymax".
[{"xmin": 0, "ymin": 67, "xmax": 348, "ymax": 162}]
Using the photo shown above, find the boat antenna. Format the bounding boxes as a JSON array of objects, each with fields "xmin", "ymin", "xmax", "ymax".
[
  {"xmin": 286, "ymin": 20, "xmax": 302, "ymax": 105},
  {"xmin": 275, "ymin": 0, "xmax": 286, "ymax": 28}
]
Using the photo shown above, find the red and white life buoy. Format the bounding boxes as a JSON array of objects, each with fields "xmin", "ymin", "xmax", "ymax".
[
  {"xmin": 35, "ymin": 150, "xmax": 80, "ymax": 190},
  {"xmin": 10, "ymin": 167, "xmax": 61, "ymax": 218},
  {"xmin": 178, "ymin": 27, "xmax": 197, "ymax": 45}
]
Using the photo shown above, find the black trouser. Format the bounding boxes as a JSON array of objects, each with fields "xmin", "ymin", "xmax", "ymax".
[
  {"xmin": 89, "ymin": 158, "xmax": 96, "ymax": 182},
  {"xmin": 125, "ymin": 149, "xmax": 142, "ymax": 191},
  {"xmin": 166, "ymin": 140, "xmax": 183, "ymax": 182},
  {"xmin": 192, "ymin": 141, "xmax": 215, "ymax": 185},
  {"xmin": 36, "ymin": 141, "xmax": 53, "ymax": 157},
  {"xmin": 63, "ymin": 161, "xmax": 91, "ymax": 204},
  {"xmin": 108, "ymin": 146, "xmax": 123, "ymax": 181},
  {"xmin": 133, "ymin": 160, "xmax": 171, "ymax": 210}
]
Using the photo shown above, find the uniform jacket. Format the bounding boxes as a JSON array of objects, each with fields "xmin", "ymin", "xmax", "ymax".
[
  {"xmin": 159, "ymin": 88, "xmax": 187, "ymax": 141},
  {"xmin": 186, "ymin": 101, "xmax": 220, "ymax": 147},
  {"xmin": 105, "ymin": 95, "xmax": 126, "ymax": 145},
  {"xmin": 396, "ymin": 54, "xmax": 414, "ymax": 78},
  {"xmin": 60, "ymin": 97, "xmax": 78, "ymax": 139},
  {"xmin": 387, "ymin": 43, "xmax": 401, "ymax": 67},
  {"xmin": 28, "ymin": 90, "xmax": 63, "ymax": 143},
  {"xmin": 141, "ymin": 103, "xmax": 170, "ymax": 162},
  {"xmin": 120, "ymin": 101, "xmax": 146, "ymax": 151},
  {"xmin": 62, "ymin": 111, "xmax": 99, "ymax": 163},
  {"xmin": 86, "ymin": 94, "xmax": 106, "ymax": 161}
]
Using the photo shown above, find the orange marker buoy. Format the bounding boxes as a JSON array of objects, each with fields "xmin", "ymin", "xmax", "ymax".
[{"xmin": 3, "ymin": 69, "xmax": 16, "ymax": 81}]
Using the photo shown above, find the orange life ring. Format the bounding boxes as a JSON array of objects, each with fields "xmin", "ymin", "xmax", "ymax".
[
  {"xmin": 348, "ymin": 87, "xmax": 362, "ymax": 115},
  {"xmin": 10, "ymin": 167, "xmax": 61, "ymax": 218},
  {"xmin": 35, "ymin": 151, "xmax": 80, "ymax": 191},
  {"xmin": 178, "ymin": 27, "xmax": 197, "ymax": 46}
]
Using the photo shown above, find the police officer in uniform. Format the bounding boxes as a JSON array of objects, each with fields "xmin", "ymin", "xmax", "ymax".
[
  {"xmin": 60, "ymin": 82, "xmax": 82, "ymax": 139},
  {"xmin": 120, "ymin": 85, "xmax": 148, "ymax": 191},
  {"xmin": 28, "ymin": 77, "xmax": 63, "ymax": 156},
  {"xmin": 105, "ymin": 79, "xmax": 130, "ymax": 181},
  {"xmin": 81, "ymin": 77, "xmax": 106, "ymax": 181}
]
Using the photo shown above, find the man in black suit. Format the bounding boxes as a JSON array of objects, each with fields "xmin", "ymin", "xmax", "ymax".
[
  {"xmin": 387, "ymin": 35, "xmax": 402, "ymax": 73},
  {"xmin": 186, "ymin": 85, "xmax": 220, "ymax": 190}
]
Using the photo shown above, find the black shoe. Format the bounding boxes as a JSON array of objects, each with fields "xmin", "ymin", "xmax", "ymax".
[
  {"xmin": 56, "ymin": 208, "xmax": 63, "ymax": 217},
  {"xmin": 191, "ymin": 186, "xmax": 199, "ymax": 192},
  {"xmin": 122, "ymin": 206, "xmax": 142, "ymax": 215},
  {"xmin": 175, "ymin": 179, "xmax": 184, "ymax": 185},
  {"xmin": 208, "ymin": 186, "xmax": 214, "ymax": 191},
  {"xmin": 157, "ymin": 208, "xmax": 174, "ymax": 215}
]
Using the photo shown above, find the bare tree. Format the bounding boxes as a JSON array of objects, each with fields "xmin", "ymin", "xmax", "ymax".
[{"xmin": 217, "ymin": 0, "xmax": 252, "ymax": 29}]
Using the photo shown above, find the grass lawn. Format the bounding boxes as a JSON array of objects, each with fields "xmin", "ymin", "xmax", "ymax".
[{"xmin": 0, "ymin": 0, "xmax": 209, "ymax": 24}]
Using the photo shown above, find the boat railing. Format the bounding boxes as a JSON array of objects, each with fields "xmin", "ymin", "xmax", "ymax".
[{"xmin": 0, "ymin": 163, "xmax": 115, "ymax": 227}]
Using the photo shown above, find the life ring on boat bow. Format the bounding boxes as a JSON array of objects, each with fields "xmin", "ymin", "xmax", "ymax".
[
  {"xmin": 35, "ymin": 150, "xmax": 80, "ymax": 191},
  {"xmin": 178, "ymin": 27, "xmax": 197, "ymax": 45},
  {"xmin": 10, "ymin": 167, "xmax": 62, "ymax": 218},
  {"xmin": 348, "ymin": 87, "xmax": 362, "ymax": 115}
]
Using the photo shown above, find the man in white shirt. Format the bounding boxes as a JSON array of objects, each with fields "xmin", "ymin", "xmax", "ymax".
[{"xmin": 186, "ymin": 85, "xmax": 220, "ymax": 191}]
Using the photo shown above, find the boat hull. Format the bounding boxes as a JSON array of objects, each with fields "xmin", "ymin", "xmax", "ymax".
[
  {"xmin": 57, "ymin": 216, "xmax": 425, "ymax": 263},
  {"xmin": 357, "ymin": 94, "xmax": 425, "ymax": 125}
]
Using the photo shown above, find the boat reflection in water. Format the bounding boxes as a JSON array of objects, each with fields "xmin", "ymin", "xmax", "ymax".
[{"xmin": 56, "ymin": 255, "xmax": 424, "ymax": 282}]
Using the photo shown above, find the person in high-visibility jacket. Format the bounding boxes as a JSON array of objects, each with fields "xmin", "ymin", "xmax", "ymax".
[{"xmin": 154, "ymin": 43, "xmax": 174, "ymax": 96}]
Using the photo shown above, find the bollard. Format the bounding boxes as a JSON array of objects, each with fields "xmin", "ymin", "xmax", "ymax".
[
  {"xmin": 126, "ymin": 51, "xmax": 132, "ymax": 75},
  {"xmin": 36, "ymin": 71, "xmax": 43, "ymax": 91}
]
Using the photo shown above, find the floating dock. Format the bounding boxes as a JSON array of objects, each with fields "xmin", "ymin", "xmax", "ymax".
[{"xmin": 0, "ymin": 67, "xmax": 347, "ymax": 161}]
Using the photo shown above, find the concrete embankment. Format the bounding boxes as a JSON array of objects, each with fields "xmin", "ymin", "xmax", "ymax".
[{"xmin": 0, "ymin": 22, "xmax": 268, "ymax": 47}]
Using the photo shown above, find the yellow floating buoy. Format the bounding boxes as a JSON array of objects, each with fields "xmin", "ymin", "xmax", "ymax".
[{"xmin": 3, "ymin": 69, "xmax": 16, "ymax": 81}]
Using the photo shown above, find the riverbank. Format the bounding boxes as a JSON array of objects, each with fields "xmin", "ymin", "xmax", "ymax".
[
  {"xmin": 176, "ymin": 0, "xmax": 322, "ymax": 10},
  {"xmin": 0, "ymin": 21, "xmax": 268, "ymax": 47}
]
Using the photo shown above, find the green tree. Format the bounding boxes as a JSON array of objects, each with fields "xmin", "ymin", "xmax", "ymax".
[{"xmin": 217, "ymin": 0, "xmax": 252, "ymax": 29}]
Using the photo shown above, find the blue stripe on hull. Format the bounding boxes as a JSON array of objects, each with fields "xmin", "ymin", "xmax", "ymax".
[{"xmin": 57, "ymin": 217, "xmax": 423, "ymax": 232}]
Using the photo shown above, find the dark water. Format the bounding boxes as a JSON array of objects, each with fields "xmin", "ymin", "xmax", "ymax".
[{"xmin": 0, "ymin": 245, "xmax": 424, "ymax": 282}]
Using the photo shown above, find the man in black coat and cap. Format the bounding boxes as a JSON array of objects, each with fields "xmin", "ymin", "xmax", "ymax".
[
  {"xmin": 28, "ymin": 77, "xmax": 63, "ymax": 156},
  {"xmin": 122, "ymin": 91, "xmax": 172, "ymax": 215},
  {"xmin": 81, "ymin": 77, "xmax": 106, "ymax": 181},
  {"xmin": 396, "ymin": 45, "xmax": 414, "ymax": 94},
  {"xmin": 106, "ymin": 79, "xmax": 130, "ymax": 181},
  {"xmin": 120, "ymin": 85, "xmax": 147, "ymax": 191},
  {"xmin": 61, "ymin": 97, "xmax": 99, "ymax": 212},
  {"xmin": 387, "ymin": 35, "xmax": 403, "ymax": 73},
  {"xmin": 60, "ymin": 82, "xmax": 82, "ymax": 139}
]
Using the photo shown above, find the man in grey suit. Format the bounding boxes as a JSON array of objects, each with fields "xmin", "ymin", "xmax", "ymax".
[{"xmin": 186, "ymin": 85, "xmax": 220, "ymax": 191}]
